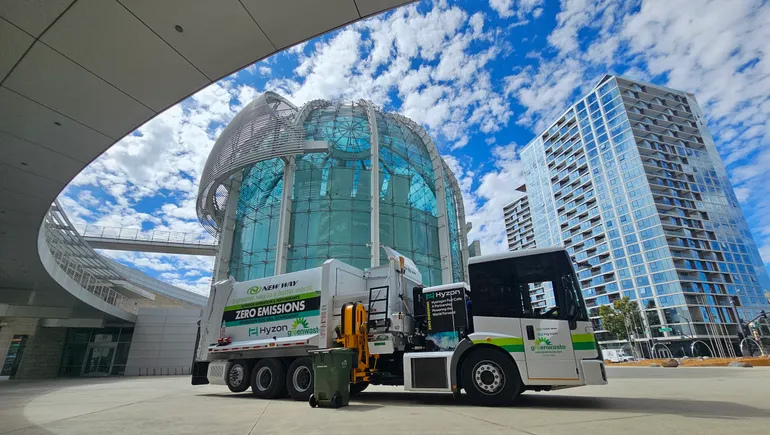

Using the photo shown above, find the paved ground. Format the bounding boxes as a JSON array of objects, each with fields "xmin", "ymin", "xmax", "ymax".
[{"xmin": 1, "ymin": 367, "xmax": 768, "ymax": 435}]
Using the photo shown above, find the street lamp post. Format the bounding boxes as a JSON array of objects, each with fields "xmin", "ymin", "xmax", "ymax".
[{"xmin": 673, "ymin": 311, "xmax": 696, "ymax": 357}]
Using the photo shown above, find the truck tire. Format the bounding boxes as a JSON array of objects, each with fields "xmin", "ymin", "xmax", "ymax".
[
  {"xmin": 461, "ymin": 347, "xmax": 521, "ymax": 406},
  {"xmin": 251, "ymin": 358, "xmax": 286, "ymax": 399},
  {"xmin": 226, "ymin": 360, "xmax": 251, "ymax": 393},
  {"xmin": 286, "ymin": 357, "xmax": 314, "ymax": 401}
]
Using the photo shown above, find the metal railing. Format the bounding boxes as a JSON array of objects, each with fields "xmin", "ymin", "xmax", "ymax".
[
  {"xmin": 75, "ymin": 224, "xmax": 217, "ymax": 247},
  {"xmin": 45, "ymin": 203, "xmax": 138, "ymax": 314}
]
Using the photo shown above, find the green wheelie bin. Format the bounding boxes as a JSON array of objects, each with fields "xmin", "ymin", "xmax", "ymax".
[{"xmin": 308, "ymin": 348, "xmax": 356, "ymax": 408}]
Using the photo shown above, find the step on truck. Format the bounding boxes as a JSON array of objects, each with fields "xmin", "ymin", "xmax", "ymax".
[{"xmin": 191, "ymin": 246, "xmax": 607, "ymax": 406}]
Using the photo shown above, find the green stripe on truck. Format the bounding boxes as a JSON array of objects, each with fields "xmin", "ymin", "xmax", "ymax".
[
  {"xmin": 472, "ymin": 337, "xmax": 525, "ymax": 353},
  {"xmin": 572, "ymin": 341, "xmax": 597, "ymax": 350},
  {"xmin": 571, "ymin": 333, "xmax": 597, "ymax": 350}
]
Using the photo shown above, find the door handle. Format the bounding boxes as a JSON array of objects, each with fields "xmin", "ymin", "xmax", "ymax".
[{"xmin": 526, "ymin": 325, "xmax": 535, "ymax": 340}]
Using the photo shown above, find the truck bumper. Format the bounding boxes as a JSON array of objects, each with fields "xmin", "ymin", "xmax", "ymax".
[{"xmin": 581, "ymin": 359, "xmax": 608, "ymax": 385}]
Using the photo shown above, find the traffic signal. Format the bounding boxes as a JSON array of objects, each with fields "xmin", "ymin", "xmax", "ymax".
[{"xmin": 762, "ymin": 310, "xmax": 767, "ymax": 319}]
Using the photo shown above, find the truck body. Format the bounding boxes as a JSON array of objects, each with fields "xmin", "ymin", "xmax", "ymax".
[
  {"xmin": 602, "ymin": 349, "xmax": 635, "ymax": 363},
  {"xmin": 192, "ymin": 247, "xmax": 607, "ymax": 406}
]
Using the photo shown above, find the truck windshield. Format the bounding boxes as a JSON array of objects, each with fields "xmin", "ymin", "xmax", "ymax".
[{"xmin": 469, "ymin": 251, "xmax": 588, "ymax": 321}]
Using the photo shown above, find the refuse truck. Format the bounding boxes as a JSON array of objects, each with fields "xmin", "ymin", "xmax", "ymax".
[{"xmin": 192, "ymin": 246, "xmax": 607, "ymax": 406}]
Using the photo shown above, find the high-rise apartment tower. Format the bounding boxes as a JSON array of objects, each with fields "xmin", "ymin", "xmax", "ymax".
[
  {"xmin": 504, "ymin": 185, "xmax": 537, "ymax": 251},
  {"xmin": 513, "ymin": 75, "xmax": 770, "ymax": 353}
]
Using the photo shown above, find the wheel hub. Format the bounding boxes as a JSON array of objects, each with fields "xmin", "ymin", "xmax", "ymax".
[
  {"xmin": 473, "ymin": 361, "xmax": 505, "ymax": 395},
  {"xmin": 229, "ymin": 365, "xmax": 244, "ymax": 386},
  {"xmin": 293, "ymin": 366, "xmax": 311, "ymax": 392},
  {"xmin": 256, "ymin": 367, "xmax": 273, "ymax": 391}
]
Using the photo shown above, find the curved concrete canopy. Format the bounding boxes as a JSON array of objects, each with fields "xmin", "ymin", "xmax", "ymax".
[{"xmin": 0, "ymin": 0, "xmax": 413, "ymax": 319}]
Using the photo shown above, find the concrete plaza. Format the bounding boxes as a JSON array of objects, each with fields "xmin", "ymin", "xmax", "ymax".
[{"xmin": 1, "ymin": 367, "xmax": 768, "ymax": 435}]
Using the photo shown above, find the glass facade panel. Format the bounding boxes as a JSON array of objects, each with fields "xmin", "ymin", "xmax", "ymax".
[
  {"xmin": 59, "ymin": 327, "xmax": 134, "ymax": 377},
  {"xmin": 376, "ymin": 111, "xmax": 442, "ymax": 284},
  {"xmin": 229, "ymin": 159, "xmax": 285, "ymax": 281}
]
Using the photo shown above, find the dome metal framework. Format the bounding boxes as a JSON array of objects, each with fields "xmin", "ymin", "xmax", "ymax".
[
  {"xmin": 197, "ymin": 92, "xmax": 302, "ymax": 235},
  {"xmin": 197, "ymin": 92, "xmax": 468, "ymax": 285}
]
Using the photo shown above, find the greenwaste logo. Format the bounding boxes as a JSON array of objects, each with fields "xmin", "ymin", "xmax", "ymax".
[
  {"xmin": 288, "ymin": 317, "xmax": 318, "ymax": 337},
  {"xmin": 247, "ymin": 285, "xmax": 262, "ymax": 295},
  {"xmin": 531, "ymin": 336, "xmax": 567, "ymax": 353},
  {"xmin": 292, "ymin": 318, "xmax": 309, "ymax": 330}
]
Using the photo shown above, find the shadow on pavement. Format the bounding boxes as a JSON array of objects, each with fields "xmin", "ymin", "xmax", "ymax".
[
  {"xmin": 0, "ymin": 377, "xmax": 141, "ymax": 435},
  {"xmin": 514, "ymin": 394, "xmax": 768, "ymax": 419},
  {"xmin": 349, "ymin": 391, "xmax": 768, "ymax": 419}
]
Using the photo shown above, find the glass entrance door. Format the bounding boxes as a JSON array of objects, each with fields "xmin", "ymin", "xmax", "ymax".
[{"xmin": 82, "ymin": 345, "xmax": 116, "ymax": 376}]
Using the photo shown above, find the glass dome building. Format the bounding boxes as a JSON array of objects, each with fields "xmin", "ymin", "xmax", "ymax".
[{"xmin": 197, "ymin": 92, "xmax": 468, "ymax": 286}]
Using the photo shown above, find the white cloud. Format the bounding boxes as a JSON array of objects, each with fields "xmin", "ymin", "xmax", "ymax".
[
  {"xmin": 287, "ymin": 41, "xmax": 309, "ymax": 55},
  {"xmin": 258, "ymin": 66, "xmax": 272, "ymax": 76},
  {"xmin": 269, "ymin": 3, "xmax": 513, "ymax": 150},
  {"xmin": 489, "ymin": 0, "xmax": 544, "ymax": 19},
  {"xmin": 734, "ymin": 187, "xmax": 750, "ymax": 203},
  {"xmin": 168, "ymin": 276, "xmax": 213, "ymax": 295},
  {"xmin": 447, "ymin": 145, "xmax": 526, "ymax": 254},
  {"xmin": 59, "ymin": 79, "xmax": 260, "ymax": 291},
  {"xmin": 66, "ymin": 79, "xmax": 259, "ymax": 214},
  {"xmin": 760, "ymin": 244, "xmax": 770, "ymax": 264},
  {"xmin": 100, "ymin": 250, "xmax": 215, "ymax": 296}
]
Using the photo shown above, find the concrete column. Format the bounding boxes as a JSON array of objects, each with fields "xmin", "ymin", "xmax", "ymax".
[
  {"xmin": 365, "ymin": 101, "xmax": 380, "ymax": 267},
  {"xmin": 15, "ymin": 327, "xmax": 66, "ymax": 379},
  {"xmin": 0, "ymin": 318, "xmax": 67, "ymax": 379},
  {"xmin": 274, "ymin": 156, "xmax": 296, "ymax": 275},
  {"xmin": 0, "ymin": 317, "xmax": 40, "ymax": 374},
  {"xmin": 212, "ymin": 173, "xmax": 242, "ymax": 282},
  {"xmin": 444, "ymin": 159, "xmax": 469, "ymax": 283},
  {"xmin": 434, "ymin": 161, "xmax": 452, "ymax": 284}
]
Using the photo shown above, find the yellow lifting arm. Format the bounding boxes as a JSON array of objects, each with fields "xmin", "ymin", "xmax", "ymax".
[{"xmin": 336, "ymin": 302, "xmax": 372, "ymax": 383}]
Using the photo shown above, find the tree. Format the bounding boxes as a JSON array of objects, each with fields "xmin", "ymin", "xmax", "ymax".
[{"xmin": 597, "ymin": 297, "xmax": 645, "ymax": 341}]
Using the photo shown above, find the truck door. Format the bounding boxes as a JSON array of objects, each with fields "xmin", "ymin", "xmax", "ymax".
[
  {"xmin": 520, "ymin": 317, "xmax": 579, "ymax": 383},
  {"xmin": 519, "ymin": 278, "xmax": 580, "ymax": 384}
]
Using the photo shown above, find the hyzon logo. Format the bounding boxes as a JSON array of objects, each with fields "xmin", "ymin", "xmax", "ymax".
[
  {"xmin": 425, "ymin": 289, "xmax": 461, "ymax": 300},
  {"xmin": 247, "ymin": 285, "xmax": 261, "ymax": 295},
  {"xmin": 249, "ymin": 324, "xmax": 288, "ymax": 337}
]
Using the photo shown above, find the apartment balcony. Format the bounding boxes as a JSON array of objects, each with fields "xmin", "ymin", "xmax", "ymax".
[{"xmin": 627, "ymin": 110, "xmax": 700, "ymax": 135}]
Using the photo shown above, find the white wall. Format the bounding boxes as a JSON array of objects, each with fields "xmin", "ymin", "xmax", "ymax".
[{"xmin": 125, "ymin": 307, "xmax": 201, "ymax": 376}]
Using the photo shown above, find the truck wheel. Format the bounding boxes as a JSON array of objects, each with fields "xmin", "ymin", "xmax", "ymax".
[
  {"xmin": 461, "ymin": 347, "xmax": 521, "ymax": 406},
  {"xmin": 286, "ymin": 357, "xmax": 314, "ymax": 401},
  {"xmin": 350, "ymin": 382, "xmax": 369, "ymax": 396},
  {"xmin": 226, "ymin": 360, "xmax": 251, "ymax": 393},
  {"xmin": 251, "ymin": 358, "xmax": 286, "ymax": 399}
]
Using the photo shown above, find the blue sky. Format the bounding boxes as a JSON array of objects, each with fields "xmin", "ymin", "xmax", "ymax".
[{"xmin": 60, "ymin": 0, "xmax": 770, "ymax": 295}]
